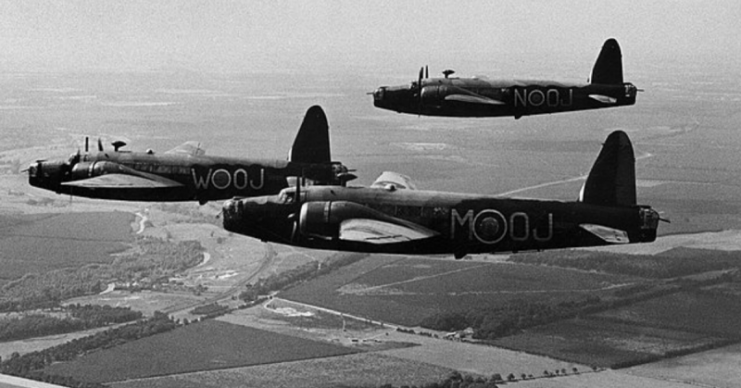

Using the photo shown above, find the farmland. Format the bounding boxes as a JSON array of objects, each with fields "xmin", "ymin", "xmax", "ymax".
[
  {"xmin": 0, "ymin": 212, "xmax": 134, "ymax": 285},
  {"xmin": 593, "ymin": 291, "xmax": 741, "ymax": 337},
  {"xmin": 280, "ymin": 255, "xmax": 643, "ymax": 326},
  {"xmin": 491, "ymin": 317, "xmax": 726, "ymax": 368},
  {"xmin": 42, "ymin": 319, "xmax": 360, "ymax": 383},
  {"xmin": 110, "ymin": 352, "xmax": 456, "ymax": 388}
]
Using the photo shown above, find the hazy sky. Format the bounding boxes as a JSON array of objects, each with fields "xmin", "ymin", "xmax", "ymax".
[{"xmin": 0, "ymin": 0, "xmax": 738, "ymax": 73}]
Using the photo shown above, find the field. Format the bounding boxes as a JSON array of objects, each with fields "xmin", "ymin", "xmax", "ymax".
[
  {"xmin": 0, "ymin": 212, "xmax": 134, "ymax": 284},
  {"xmin": 626, "ymin": 342, "xmax": 741, "ymax": 388},
  {"xmin": 491, "ymin": 317, "xmax": 725, "ymax": 368},
  {"xmin": 42, "ymin": 319, "xmax": 360, "ymax": 383},
  {"xmin": 594, "ymin": 291, "xmax": 741, "ymax": 337},
  {"xmin": 109, "ymin": 352, "xmax": 455, "ymax": 388},
  {"xmin": 280, "ymin": 255, "xmax": 642, "ymax": 326}
]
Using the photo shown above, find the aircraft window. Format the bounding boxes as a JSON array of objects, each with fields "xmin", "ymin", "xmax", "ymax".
[{"xmin": 155, "ymin": 165, "xmax": 175, "ymax": 174}]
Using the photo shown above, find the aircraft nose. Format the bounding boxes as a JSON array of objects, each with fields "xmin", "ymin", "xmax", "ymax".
[
  {"xmin": 29, "ymin": 160, "xmax": 68, "ymax": 188},
  {"xmin": 372, "ymin": 87, "xmax": 386, "ymax": 103},
  {"xmin": 222, "ymin": 199, "xmax": 242, "ymax": 223},
  {"xmin": 27, "ymin": 163, "xmax": 37, "ymax": 178}
]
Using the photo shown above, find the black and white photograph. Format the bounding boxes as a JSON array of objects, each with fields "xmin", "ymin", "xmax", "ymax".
[{"xmin": 1, "ymin": 1, "xmax": 740, "ymax": 387}]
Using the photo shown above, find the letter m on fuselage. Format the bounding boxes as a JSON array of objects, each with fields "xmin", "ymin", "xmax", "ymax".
[{"xmin": 451, "ymin": 209, "xmax": 474, "ymax": 240}]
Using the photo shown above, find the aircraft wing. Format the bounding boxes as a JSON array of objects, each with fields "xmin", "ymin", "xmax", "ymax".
[
  {"xmin": 165, "ymin": 141, "xmax": 206, "ymax": 156},
  {"xmin": 580, "ymin": 224, "xmax": 629, "ymax": 244},
  {"xmin": 370, "ymin": 171, "xmax": 417, "ymax": 190},
  {"xmin": 444, "ymin": 94, "xmax": 505, "ymax": 105},
  {"xmin": 340, "ymin": 218, "xmax": 438, "ymax": 244},
  {"xmin": 61, "ymin": 174, "xmax": 183, "ymax": 189},
  {"xmin": 588, "ymin": 94, "xmax": 618, "ymax": 104}
]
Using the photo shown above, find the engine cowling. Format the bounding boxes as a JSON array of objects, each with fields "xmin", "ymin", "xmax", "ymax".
[
  {"xmin": 298, "ymin": 201, "xmax": 394, "ymax": 239},
  {"xmin": 420, "ymin": 85, "xmax": 448, "ymax": 103},
  {"xmin": 69, "ymin": 161, "xmax": 129, "ymax": 180}
]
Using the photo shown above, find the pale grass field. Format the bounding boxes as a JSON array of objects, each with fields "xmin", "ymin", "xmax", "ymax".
[{"xmin": 110, "ymin": 352, "xmax": 455, "ymax": 388}]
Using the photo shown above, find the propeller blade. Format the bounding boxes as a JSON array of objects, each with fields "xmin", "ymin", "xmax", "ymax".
[
  {"xmin": 425, "ymin": 65, "xmax": 428, "ymax": 79},
  {"xmin": 417, "ymin": 67, "xmax": 424, "ymax": 115},
  {"xmin": 85, "ymin": 137, "xmax": 89, "ymax": 152},
  {"xmin": 98, "ymin": 138, "xmax": 103, "ymax": 152}
]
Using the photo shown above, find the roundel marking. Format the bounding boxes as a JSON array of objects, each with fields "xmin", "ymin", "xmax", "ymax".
[{"xmin": 473, "ymin": 209, "xmax": 507, "ymax": 244}]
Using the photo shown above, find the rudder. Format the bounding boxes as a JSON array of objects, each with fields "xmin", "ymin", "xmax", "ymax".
[
  {"xmin": 579, "ymin": 130, "xmax": 636, "ymax": 207},
  {"xmin": 591, "ymin": 38, "xmax": 624, "ymax": 85},
  {"xmin": 289, "ymin": 105, "xmax": 331, "ymax": 164}
]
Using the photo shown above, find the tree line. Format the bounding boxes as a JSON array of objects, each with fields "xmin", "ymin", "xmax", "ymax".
[
  {"xmin": 0, "ymin": 236, "xmax": 204, "ymax": 312},
  {"xmin": 0, "ymin": 311, "xmax": 177, "ymax": 387},
  {"xmin": 509, "ymin": 248, "xmax": 741, "ymax": 279},
  {"xmin": 239, "ymin": 252, "xmax": 367, "ymax": 302},
  {"xmin": 1, "ymin": 304, "xmax": 142, "ymax": 343}
]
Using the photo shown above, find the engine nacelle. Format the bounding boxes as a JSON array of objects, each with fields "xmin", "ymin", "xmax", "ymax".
[
  {"xmin": 70, "ymin": 161, "xmax": 128, "ymax": 180},
  {"xmin": 420, "ymin": 85, "xmax": 448, "ymax": 103},
  {"xmin": 299, "ymin": 201, "xmax": 393, "ymax": 239}
]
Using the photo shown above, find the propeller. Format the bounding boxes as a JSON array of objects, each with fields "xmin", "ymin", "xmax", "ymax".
[
  {"xmin": 416, "ymin": 66, "xmax": 424, "ymax": 115},
  {"xmin": 288, "ymin": 169, "xmax": 306, "ymax": 243}
]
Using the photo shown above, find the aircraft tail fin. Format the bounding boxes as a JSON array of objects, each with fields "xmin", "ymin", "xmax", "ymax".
[
  {"xmin": 590, "ymin": 38, "xmax": 624, "ymax": 85},
  {"xmin": 579, "ymin": 130, "xmax": 636, "ymax": 207},
  {"xmin": 289, "ymin": 105, "xmax": 331, "ymax": 164}
]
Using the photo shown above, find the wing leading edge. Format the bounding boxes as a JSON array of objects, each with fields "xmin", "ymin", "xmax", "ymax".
[
  {"xmin": 340, "ymin": 218, "xmax": 438, "ymax": 244},
  {"xmin": 62, "ymin": 173, "xmax": 183, "ymax": 189}
]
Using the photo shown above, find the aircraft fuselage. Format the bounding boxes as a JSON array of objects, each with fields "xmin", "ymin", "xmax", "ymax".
[
  {"xmin": 28, "ymin": 151, "xmax": 344, "ymax": 204},
  {"xmin": 373, "ymin": 77, "xmax": 638, "ymax": 118},
  {"xmin": 223, "ymin": 185, "xmax": 659, "ymax": 258}
]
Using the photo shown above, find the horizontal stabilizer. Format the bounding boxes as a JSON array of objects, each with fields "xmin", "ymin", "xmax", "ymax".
[
  {"xmin": 589, "ymin": 94, "xmax": 618, "ymax": 104},
  {"xmin": 445, "ymin": 94, "xmax": 505, "ymax": 105},
  {"xmin": 580, "ymin": 224, "xmax": 629, "ymax": 243},
  {"xmin": 62, "ymin": 174, "xmax": 183, "ymax": 189},
  {"xmin": 340, "ymin": 218, "xmax": 438, "ymax": 244}
]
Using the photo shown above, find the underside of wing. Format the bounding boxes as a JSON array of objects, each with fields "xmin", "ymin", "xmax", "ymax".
[
  {"xmin": 165, "ymin": 141, "xmax": 206, "ymax": 156},
  {"xmin": 445, "ymin": 94, "xmax": 505, "ymax": 105},
  {"xmin": 340, "ymin": 218, "xmax": 438, "ymax": 244},
  {"xmin": 588, "ymin": 94, "xmax": 618, "ymax": 104},
  {"xmin": 580, "ymin": 224, "xmax": 629, "ymax": 243},
  {"xmin": 62, "ymin": 174, "xmax": 183, "ymax": 189},
  {"xmin": 370, "ymin": 171, "xmax": 417, "ymax": 190}
]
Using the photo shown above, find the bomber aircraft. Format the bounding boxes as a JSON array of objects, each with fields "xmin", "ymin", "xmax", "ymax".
[
  {"xmin": 28, "ymin": 106, "xmax": 355, "ymax": 204},
  {"xmin": 222, "ymin": 131, "xmax": 661, "ymax": 259},
  {"xmin": 372, "ymin": 39, "xmax": 639, "ymax": 119}
]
